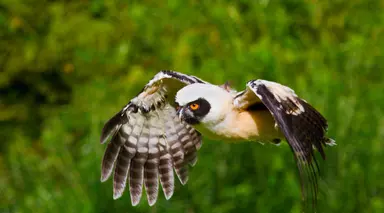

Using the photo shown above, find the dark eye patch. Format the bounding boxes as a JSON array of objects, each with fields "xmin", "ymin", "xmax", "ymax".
[{"xmin": 188, "ymin": 98, "xmax": 211, "ymax": 118}]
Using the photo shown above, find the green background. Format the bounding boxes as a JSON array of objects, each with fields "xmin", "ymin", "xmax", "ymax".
[{"xmin": 1, "ymin": 0, "xmax": 383, "ymax": 212}]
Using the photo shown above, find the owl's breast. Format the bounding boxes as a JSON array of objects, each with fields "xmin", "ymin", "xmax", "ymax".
[{"xmin": 192, "ymin": 109, "xmax": 284, "ymax": 143}]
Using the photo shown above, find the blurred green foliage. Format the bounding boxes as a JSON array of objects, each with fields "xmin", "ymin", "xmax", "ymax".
[{"xmin": 1, "ymin": 0, "xmax": 384, "ymax": 212}]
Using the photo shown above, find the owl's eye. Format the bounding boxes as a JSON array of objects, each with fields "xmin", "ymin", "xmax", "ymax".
[{"xmin": 189, "ymin": 103, "xmax": 200, "ymax": 110}]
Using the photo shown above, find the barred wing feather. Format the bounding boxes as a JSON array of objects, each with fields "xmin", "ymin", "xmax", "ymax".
[
  {"xmin": 245, "ymin": 79, "xmax": 335, "ymax": 210},
  {"xmin": 100, "ymin": 71, "xmax": 206, "ymax": 206}
]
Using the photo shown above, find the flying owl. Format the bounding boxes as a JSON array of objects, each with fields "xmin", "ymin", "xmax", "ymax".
[{"xmin": 100, "ymin": 70, "xmax": 335, "ymax": 208}]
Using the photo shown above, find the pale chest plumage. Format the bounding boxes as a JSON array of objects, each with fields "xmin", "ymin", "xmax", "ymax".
[{"xmin": 193, "ymin": 106, "xmax": 283, "ymax": 142}]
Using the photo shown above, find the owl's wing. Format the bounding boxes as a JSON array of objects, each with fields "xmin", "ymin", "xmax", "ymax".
[
  {"xmin": 234, "ymin": 79, "xmax": 335, "ymax": 208},
  {"xmin": 100, "ymin": 70, "xmax": 207, "ymax": 206}
]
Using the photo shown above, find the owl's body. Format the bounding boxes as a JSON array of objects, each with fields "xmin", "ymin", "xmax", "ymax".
[
  {"xmin": 175, "ymin": 83, "xmax": 280, "ymax": 142},
  {"xmin": 190, "ymin": 97, "xmax": 281, "ymax": 142},
  {"xmin": 100, "ymin": 70, "xmax": 335, "ymax": 210},
  {"xmin": 214, "ymin": 108, "xmax": 282, "ymax": 142}
]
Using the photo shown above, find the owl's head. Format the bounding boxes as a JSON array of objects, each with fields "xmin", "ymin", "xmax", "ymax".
[{"xmin": 175, "ymin": 83, "xmax": 233, "ymax": 126}]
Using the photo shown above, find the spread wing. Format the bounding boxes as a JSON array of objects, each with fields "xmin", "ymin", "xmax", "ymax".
[
  {"xmin": 234, "ymin": 79, "xmax": 335, "ymax": 209},
  {"xmin": 100, "ymin": 70, "xmax": 207, "ymax": 206}
]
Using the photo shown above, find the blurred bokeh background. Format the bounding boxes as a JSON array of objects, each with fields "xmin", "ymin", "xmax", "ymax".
[{"xmin": 1, "ymin": 0, "xmax": 384, "ymax": 212}]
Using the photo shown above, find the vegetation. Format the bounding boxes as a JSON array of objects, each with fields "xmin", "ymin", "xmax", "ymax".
[{"xmin": 1, "ymin": 0, "xmax": 383, "ymax": 212}]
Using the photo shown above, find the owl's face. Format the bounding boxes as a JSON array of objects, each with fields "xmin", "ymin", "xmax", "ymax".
[
  {"xmin": 175, "ymin": 83, "xmax": 233, "ymax": 126},
  {"xmin": 175, "ymin": 98, "xmax": 211, "ymax": 125}
]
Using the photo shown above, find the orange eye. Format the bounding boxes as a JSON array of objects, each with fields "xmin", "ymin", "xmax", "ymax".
[{"xmin": 189, "ymin": 103, "xmax": 199, "ymax": 110}]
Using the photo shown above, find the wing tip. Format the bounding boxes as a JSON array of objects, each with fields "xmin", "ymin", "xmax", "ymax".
[
  {"xmin": 100, "ymin": 104, "xmax": 131, "ymax": 144},
  {"xmin": 100, "ymin": 129, "xmax": 113, "ymax": 144},
  {"xmin": 100, "ymin": 120, "xmax": 122, "ymax": 144},
  {"xmin": 164, "ymin": 190, "xmax": 174, "ymax": 200},
  {"xmin": 113, "ymin": 190, "xmax": 123, "ymax": 200},
  {"xmin": 179, "ymin": 176, "xmax": 189, "ymax": 185},
  {"xmin": 325, "ymin": 138, "xmax": 336, "ymax": 146},
  {"xmin": 100, "ymin": 170, "xmax": 112, "ymax": 182},
  {"xmin": 100, "ymin": 175, "xmax": 109, "ymax": 182},
  {"xmin": 162, "ymin": 183, "xmax": 175, "ymax": 200},
  {"xmin": 148, "ymin": 200, "xmax": 156, "ymax": 207},
  {"xmin": 189, "ymin": 157, "xmax": 198, "ymax": 166},
  {"xmin": 100, "ymin": 136, "xmax": 108, "ymax": 144},
  {"xmin": 131, "ymin": 194, "xmax": 141, "ymax": 206},
  {"xmin": 113, "ymin": 179, "xmax": 128, "ymax": 200},
  {"xmin": 147, "ymin": 194, "xmax": 158, "ymax": 206},
  {"xmin": 130, "ymin": 184, "xmax": 143, "ymax": 206}
]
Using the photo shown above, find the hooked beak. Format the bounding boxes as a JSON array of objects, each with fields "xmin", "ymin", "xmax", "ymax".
[
  {"xmin": 176, "ymin": 106, "xmax": 183, "ymax": 119},
  {"xmin": 176, "ymin": 106, "xmax": 199, "ymax": 125}
]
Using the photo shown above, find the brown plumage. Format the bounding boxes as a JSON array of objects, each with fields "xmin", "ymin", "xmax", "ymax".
[
  {"xmin": 99, "ymin": 71, "xmax": 335, "ymax": 211},
  {"xmin": 100, "ymin": 71, "xmax": 204, "ymax": 206}
]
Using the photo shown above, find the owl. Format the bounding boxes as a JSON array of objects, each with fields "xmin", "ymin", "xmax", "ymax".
[{"xmin": 100, "ymin": 70, "xmax": 335, "ymax": 209}]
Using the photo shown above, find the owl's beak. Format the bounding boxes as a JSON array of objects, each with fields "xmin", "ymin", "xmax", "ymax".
[
  {"xmin": 176, "ymin": 106, "xmax": 199, "ymax": 125},
  {"xmin": 176, "ymin": 107, "xmax": 183, "ymax": 119}
]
